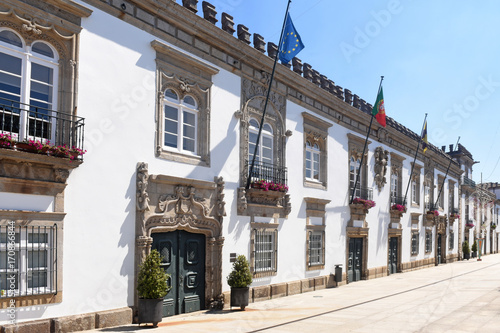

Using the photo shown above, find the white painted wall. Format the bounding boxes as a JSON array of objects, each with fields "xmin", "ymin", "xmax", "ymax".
[{"xmin": 0, "ymin": 0, "xmax": 464, "ymax": 324}]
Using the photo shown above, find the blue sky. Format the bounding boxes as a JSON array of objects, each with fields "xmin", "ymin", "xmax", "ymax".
[{"xmin": 194, "ymin": 0, "xmax": 500, "ymax": 183}]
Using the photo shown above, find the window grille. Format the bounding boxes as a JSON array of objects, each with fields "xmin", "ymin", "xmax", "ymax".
[
  {"xmin": 411, "ymin": 232, "xmax": 419, "ymax": 255},
  {"xmin": 253, "ymin": 229, "xmax": 277, "ymax": 273},
  {"xmin": 0, "ymin": 224, "xmax": 57, "ymax": 298},
  {"xmin": 308, "ymin": 231, "xmax": 324, "ymax": 266}
]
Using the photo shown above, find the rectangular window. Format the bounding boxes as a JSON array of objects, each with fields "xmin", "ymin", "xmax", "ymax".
[
  {"xmin": 308, "ymin": 231, "xmax": 324, "ymax": 267},
  {"xmin": 449, "ymin": 231, "xmax": 454, "ymax": 250},
  {"xmin": 0, "ymin": 224, "xmax": 57, "ymax": 298},
  {"xmin": 425, "ymin": 232, "xmax": 432, "ymax": 253},
  {"xmin": 411, "ymin": 232, "xmax": 419, "ymax": 255},
  {"xmin": 253, "ymin": 229, "xmax": 277, "ymax": 274}
]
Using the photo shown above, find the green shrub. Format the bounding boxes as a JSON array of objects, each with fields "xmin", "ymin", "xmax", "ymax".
[
  {"xmin": 137, "ymin": 249, "xmax": 171, "ymax": 299},
  {"xmin": 462, "ymin": 240, "xmax": 470, "ymax": 255},
  {"xmin": 227, "ymin": 255, "xmax": 253, "ymax": 288},
  {"xmin": 471, "ymin": 240, "xmax": 477, "ymax": 252}
]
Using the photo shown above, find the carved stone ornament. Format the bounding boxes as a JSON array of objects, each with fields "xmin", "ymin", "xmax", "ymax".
[
  {"xmin": 374, "ymin": 146, "xmax": 389, "ymax": 190},
  {"xmin": 134, "ymin": 164, "xmax": 226, "ymax": 312},
  {"xmin": 136, "ymin": 162, "xmax": 150, "ymax": 212}
]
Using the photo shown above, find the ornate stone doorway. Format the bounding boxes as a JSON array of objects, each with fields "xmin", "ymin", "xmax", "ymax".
[{"xmin": 135, "ymin": 163, "xmax": 226, "ymax": 313}]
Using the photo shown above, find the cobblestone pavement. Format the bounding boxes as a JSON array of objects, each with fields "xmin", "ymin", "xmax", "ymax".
[{"xmin": 88, "ymin": 254, "xmax": 500, "ymax": 332}]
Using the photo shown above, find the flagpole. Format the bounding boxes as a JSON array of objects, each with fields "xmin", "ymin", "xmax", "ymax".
[
  {"xmin": 402, "ymin": 113, "xmax": 428, "ymax": 207},
  {"xmin": 434, "ymin": 136, "xmax": 460, "ymax": 209},
  {"xmin": 350, "ymin": 76, "xmax": 384, "ymax": 204},
  {"xmin": 246, "ymin": 0, "xmax": 292, "ymax": 190}
]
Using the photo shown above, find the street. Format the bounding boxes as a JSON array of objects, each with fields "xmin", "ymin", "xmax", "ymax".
[{"xmin": 90, "ymin": 254, "xmax": 500, "ymax": 332}]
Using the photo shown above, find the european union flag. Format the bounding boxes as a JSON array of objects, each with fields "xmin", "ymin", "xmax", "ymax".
[{"xmin": 279, "ymin": 14, "xmax": 304, "ymax": 64}]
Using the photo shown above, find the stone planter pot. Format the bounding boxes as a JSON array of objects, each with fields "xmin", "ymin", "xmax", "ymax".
[
  {"xmin": 230, "ymin": 287, "xmax": 249, "ymax": 310},
  {"xmin": 137, "ymin": 298, "xmax": 163, "ymax": 327}
]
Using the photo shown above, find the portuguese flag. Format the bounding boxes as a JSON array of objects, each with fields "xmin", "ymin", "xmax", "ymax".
[{"xmin": 372, "ymin": 87, "xmax": 386, "ymax": 127}]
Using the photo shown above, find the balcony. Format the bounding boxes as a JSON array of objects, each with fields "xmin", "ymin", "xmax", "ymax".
[
  {"xmin": 0, "ymin": 98, "xmax": 85, "ymax": 152},
  {"xmin": 424, "ymin": 201, "xmax": 438, "ymax": 212},
  {"xmin": 462, "ymin": 177, "xmax": 476, "ymax": 188},
  {"xmin": 247, "ymin": 160, "xmax": 287, "ymax": 187},
  {"xmin": 390, "ymin": 195, "xmax": 406, "ymax": 206},
  {"xmin": 351, "ymin": 185, "xmax": 373, "ymax": 201},
  {"xmin": 239, "ymin": 160, "xmax": 290, "ymax": 218}
]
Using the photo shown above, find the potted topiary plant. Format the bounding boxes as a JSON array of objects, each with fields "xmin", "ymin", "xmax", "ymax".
[
  {"xmin": 471, "ymin": 240, "xmax": 478, "ymax": 258},
  {"xmin": 137, "ymin": 249, "xmax": 171, "ymax": 327},
  {"xmin": 227, "ymin": 254, "xmax": 252, "ymax": 310},
  {"xmin": 462, "ymin": 240, "xmax": 470, "ymax": 260}
]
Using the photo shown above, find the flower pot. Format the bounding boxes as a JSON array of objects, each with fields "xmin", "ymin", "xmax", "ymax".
[
  {"xmin": 15, "ymin": 142, "xmax": 37, "ymax": 153},
  {"xmin": 230, "ymin": 287, "xmax": 249, "ymax": 310},
  {"xmin": 137, "ymin": 298, "xmax": 163, "ymax": 327},
  {"xmin": 463, "ymin": 252, "xmax": 470, "ymax": 260}
]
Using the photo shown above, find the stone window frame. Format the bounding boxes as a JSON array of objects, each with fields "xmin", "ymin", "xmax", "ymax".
[
  {"xmin": 152, "ymin": 40, "xmax": 219, "ymax": 167},
  {"xmin": 302, "ymin": 112, "xmax": 331, "ymax": 190},
  {"xmin": 0, "ymin": 170, "xmax": 70, "ymax": 308},
  {"xmin": 0, "ymin": 1, "xmax": 90, "ymax": 143},
  {"xmin": 390, "ymin": 152, "xmax": 405, "ymax": 205},
  {"xmin": 425, "ymin": 230, "xmax": 432, "ymax": 253},
  {"xmin": 347, "ymin": 134, "xmax": 371, "ymax": 198},
  {"xmin": 411, "ymin": 164, "xmax": 422, "ymax": 206},
  {"xmin": 304, "ymin": 197, "xmax": 330, "ymax": 271},
  {"xmin": 250, "ymin": 221, "xmax": 278, "ymax": 278}
]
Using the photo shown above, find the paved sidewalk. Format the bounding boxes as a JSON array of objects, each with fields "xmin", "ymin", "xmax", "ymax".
[{"xmin": 89, "ymin": 254, "xmax": 500, "ymax": 332}]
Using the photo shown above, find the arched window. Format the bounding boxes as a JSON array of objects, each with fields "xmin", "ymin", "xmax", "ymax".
[
  {"xmin": 163, "ymin": 89, "xmax": 198, "ymax": 154},
  {"xmin": 0, "ymin": 29, "xmax": 58, "ymax": 141},
  {"xmin": 305, "ymin": 141, "xmax": 320, "ymax": 181},
  {"xmin": 248, "ymin": 118, "xmax": 273, "ymax": 165}
]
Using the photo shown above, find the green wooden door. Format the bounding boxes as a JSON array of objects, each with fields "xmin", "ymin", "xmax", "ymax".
[
  {"xmin": 348, "ymin": 238, "xmax": 362, "ymax": 282},
  {"xmin": 152, "ymin": 230, "xmax": 205, "ymax": 317},
  {"xmin": 389, "ymin": 237, "xmax": 398, "ymax": 274}
]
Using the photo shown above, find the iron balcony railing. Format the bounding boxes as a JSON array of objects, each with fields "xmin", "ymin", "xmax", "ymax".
[
  {"xmin": 425, "ymin": 201, "xmax": 438, "ymax": 212},
  {"xmin": 390, "ymin": 195, "xmax": 406, "ymax": 206},
  {"xmin": 351, "ymin": 185, "xmax": 373, "ymax": 201},
  {"xmin": 0, "ymin": 98, "xmax": 85, "ymax": 151},
  {"xmin": 462, "ymin": 177, "xmax": 476, "ymax": 188},
  {"xmin": 246, "ymin": 160, "xmax": 287, "ymax": 187}
]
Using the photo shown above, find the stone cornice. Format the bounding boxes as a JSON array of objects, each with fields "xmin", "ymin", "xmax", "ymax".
[{"xmin": 81, "ymin": 0, "xmax": 462, "ymax": 180}]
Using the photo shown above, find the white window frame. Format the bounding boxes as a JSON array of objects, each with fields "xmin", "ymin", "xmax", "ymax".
[
  {"xmin": 248, "ymin": 118, "xmax": 273, "ymax": 165},
  {"xmin": 305, "ymin": 141, "xmax": 320, "ymax": 182},
  {"xmin": 391, "ymin": 171, "xmax": 398, "ymax": 201},
  {"xmin": 162, "ymin": 89, "xmax": 199, "ymax": 155},
  {"xmin": 350, "ymin": 156, "xmax": 362, "ymax": 198},
  {"xmin": 0, "ymin": 28, "xmax": 59, "ymax": 143}
]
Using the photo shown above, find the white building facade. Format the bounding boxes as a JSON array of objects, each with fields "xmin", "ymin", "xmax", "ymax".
[{"xmin": 0, "ymin": 0, "xmax": 483, "ymax": 330}]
